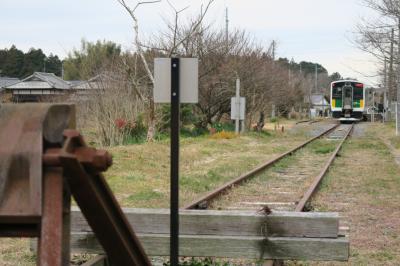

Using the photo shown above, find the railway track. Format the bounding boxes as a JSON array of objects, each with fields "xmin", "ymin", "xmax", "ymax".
[
  {"xmin": 295, "ymin": 123, "xmax": 353, "ymax": 211},
  {"xmin": 184, "ymin": 123, "xmax": 353, "ymax": 211}
]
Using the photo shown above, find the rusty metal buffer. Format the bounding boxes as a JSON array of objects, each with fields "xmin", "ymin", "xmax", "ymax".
[{"xmin": 0, "ymin": 104, "xmax": 151, "ymax": 266}]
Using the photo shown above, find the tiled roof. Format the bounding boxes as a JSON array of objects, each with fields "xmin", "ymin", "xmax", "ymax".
[
  {"xmin": 5, "ymin": 72, "xmax": 70, "ymax": 90},
  {"xmin": 0, "ymin": 77, "xmax": 20, "ymax": 89}
]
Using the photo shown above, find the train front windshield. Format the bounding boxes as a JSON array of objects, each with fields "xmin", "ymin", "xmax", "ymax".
[{"xmin": 332, "ymin": 82, "xmax": 364, "ymax": 109}]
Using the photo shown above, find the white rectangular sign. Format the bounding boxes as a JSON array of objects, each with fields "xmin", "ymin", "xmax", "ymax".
[
  {"xmin": 154, "ymin": 58, "xmax": 198, "ymax": 103},
  {"xmin": 231, "ymin": 97, "xmax": 246, "ymax": 120}
]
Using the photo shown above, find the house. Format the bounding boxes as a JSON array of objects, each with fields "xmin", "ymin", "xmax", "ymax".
[
  {"xmin": 3, "ymin": 72, "xmax": 116, "ymax": 103},
  {"xmin": 0, "ymin": 77, "xmax": 20, "ymax": 102},
  {"xmin": 4, "ymin": 72, "xmax": 71, "ymax": 102},
  {"xmin": 304, "ymin": 94, "xmax": 330, "ymax": 117}
]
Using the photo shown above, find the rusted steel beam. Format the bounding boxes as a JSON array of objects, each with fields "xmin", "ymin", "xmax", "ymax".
[
  {"xmin": 38, "ymin": 167, "xmax": 70, "ymax": 266},
  {"xmin": 0, "ymin": 104, "xmax": 149, "ymax": 266},
  {"xmin": 184, "ymin": 124, "xmax": 339, "ymax": 210},
  {"xmin": 59, "ymin": 131, "xmax": 151, "ymax": 266},
  {"xmin": 43, "ymin": 147, "xmax": 112, "ymax": 172},
  {"xmin": 295, "ymin": 124, "xmax": 354, "ymax": 212},
  {"xmin": 0, "ymin": 104, "xmax": 74, "ymax": 232}
]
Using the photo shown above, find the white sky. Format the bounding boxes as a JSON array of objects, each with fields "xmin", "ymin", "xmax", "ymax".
[{"xmin": 0, "ymin": 0, "xmax": 380, "ymax": 85}]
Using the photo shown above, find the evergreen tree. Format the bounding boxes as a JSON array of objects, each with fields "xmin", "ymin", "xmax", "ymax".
[
  {"xmin": 0, "ymin": 45, "xmax": 24, "ymax": 77},
  {"xmin": 45, "ymin": 54, "xmax": 62, "ymax": 76},
  {"xmin": 0, "ymin": 45, "xmax": 62, "ymax": 78},
  {"xmin": 20, "ymin": 48, "xmax": 46, "ymax": 77}
]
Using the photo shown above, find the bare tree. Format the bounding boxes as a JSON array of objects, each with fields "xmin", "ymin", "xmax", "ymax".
[
  {"xmin": 355, "ymin": 0, "xmax": 400, "ymax": 103},
  {"xmin": 78, "ymin": 57, "xmax": 146, "ymax": 146},
  {"xmin": 117, "ymin": 0, "xmax": 215, "ymax": 140},
  {"xmin": 117, "ymin": 0, "xmax": 160, "ymax": 141}
]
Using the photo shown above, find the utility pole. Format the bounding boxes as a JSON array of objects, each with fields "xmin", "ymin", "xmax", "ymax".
[
  {"xmin": 314, "ymin": 64, "xmax": 318, "ymax": 93},
  {"xmin": 61, "ymin": 61, "xmax": 65, "ymax": 80},
  {"xmin": 288, "ymin": 58, "xmax": 294, "ymax": 85},
  {"xmin": 389, "ymin": 28, "xmax": 394, "ymax": 104},
  {"xmin": 372, "ymin": 90, "xmax": 375, "ymax": 123},
  {"xmin": 225, "ymin": 7, "xmax": 229, "ymax": 53},
  {"xmin": 272, "ymin": 40, "xmax": 276, "ymax": 61},
  {"xmin": 396, "ymin": 20, "xmax": 400, "ymax": 135},
  {"xmin": 384, "ymin": 58, "xmax": 388, "ymax": 122}
]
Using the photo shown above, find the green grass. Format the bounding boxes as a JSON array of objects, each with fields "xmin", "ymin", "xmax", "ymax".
[
  {"xmin": 271, "ymin": 156, "xmax": 296, "ymax": 172},
  {"xmin": 308, "ymin": 139, "xmax": 337, "ymax": 154}
]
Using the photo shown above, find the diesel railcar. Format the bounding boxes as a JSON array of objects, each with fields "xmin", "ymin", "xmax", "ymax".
[{"xmin": 331, "ymin": 80, "xmax": 365, "ymax": 121}]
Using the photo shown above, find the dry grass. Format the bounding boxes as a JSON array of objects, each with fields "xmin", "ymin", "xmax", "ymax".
[
  {"xmin": 0, "ymin": 239, "xmax": 35, "ymax": 266},
  {"xmin": 305, "ymin": 123, "xmax": 400, "ymax": 265},
  {"xmin": 209, "ymin": 130, "xmax": 238, "ymax": 139},
  {"xmin": 105, "ymin": 129, "xmax": 311, "ymax": 208}
]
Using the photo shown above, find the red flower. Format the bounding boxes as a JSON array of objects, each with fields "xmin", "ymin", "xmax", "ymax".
[{"xmin": 115, "ymin": 118, "xmax": 127, "ymax": 129}]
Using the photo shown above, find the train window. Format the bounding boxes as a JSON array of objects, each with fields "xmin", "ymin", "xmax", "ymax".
[
  {"xmin": 344, "ymin": 87, "xmax": 352, "ymax": 97},
  {"xmin": 332, "ymin": 87, "xmax": 342, "ymax": 97},
  {"xmin": 354, "ymin": 87, "xmax": 363, "ymax": 99}
]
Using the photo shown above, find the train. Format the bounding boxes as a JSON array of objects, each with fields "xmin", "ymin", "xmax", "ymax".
[{"xmin": 330, "ymin": 80, "xmax": 365, "ymax": 122}]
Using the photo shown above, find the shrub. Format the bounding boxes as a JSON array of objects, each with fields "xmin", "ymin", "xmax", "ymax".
[
  {"xmin": 210, "ymin": 122, "xmax": 235, "ymax": 133},
  {"xmin": 158, "ymin": 104, "xmax": 198, "ymax": 133}
]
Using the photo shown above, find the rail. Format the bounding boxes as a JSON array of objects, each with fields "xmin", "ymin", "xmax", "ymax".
[{"xmin": 184, "ymin": 123, "xmax": 339, "ymax": 209}]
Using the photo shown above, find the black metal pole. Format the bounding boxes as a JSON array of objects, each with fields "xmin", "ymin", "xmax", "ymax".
[{"xmin": 170, "ymin": 57, "xmax": 180, "ymax": 266}]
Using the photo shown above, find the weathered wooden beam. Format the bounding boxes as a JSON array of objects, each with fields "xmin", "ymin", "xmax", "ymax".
[
  {"xmin": 70, "ymin": 232, "xmax": 349, "ymax": 261},
  {"xmin": 71, "ymin": 207, "xmax": 339, "ymax": 238}
]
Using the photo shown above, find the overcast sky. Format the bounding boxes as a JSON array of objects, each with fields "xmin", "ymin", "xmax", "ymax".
[{"xmin": 0, "ymin": 0, "xmax": 380, "ymax": 85}]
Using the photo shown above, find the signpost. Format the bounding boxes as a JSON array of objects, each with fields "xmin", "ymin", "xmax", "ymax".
[
  {"xmin": 154, "ymin": 58, "xmax": 198, "ymax": 266},
  {"xmin": 231, "ymin": 78, "xmax": 246, "ymax": 134}
]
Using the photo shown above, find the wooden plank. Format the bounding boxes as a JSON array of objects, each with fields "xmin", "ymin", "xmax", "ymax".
[
  {"xmin": 70, "ymin": 232, "xmax": 349, "ymax": 261},
  {"xmin": 71, "ymin": 207, "xmax": 339, "ymax": 238}
]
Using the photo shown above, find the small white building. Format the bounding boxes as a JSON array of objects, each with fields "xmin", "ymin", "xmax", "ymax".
[{"xmin": 305, "ymin": 94, "xmax": 330, "ymax": 117}]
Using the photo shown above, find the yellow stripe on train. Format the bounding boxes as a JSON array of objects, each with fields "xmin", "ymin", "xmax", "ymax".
[
  {"xmin": 360, "ymin": 99, "xmax": 364, "ymax": 108},
  {"xmin": 332, "ymin": 99, "xmax": 336, "ymax": 108}
]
